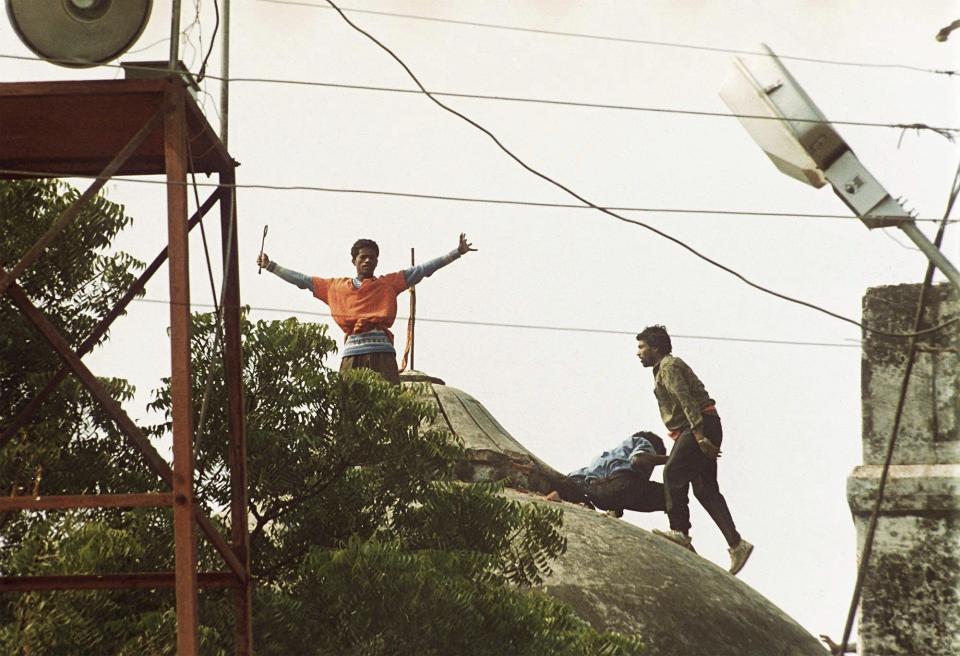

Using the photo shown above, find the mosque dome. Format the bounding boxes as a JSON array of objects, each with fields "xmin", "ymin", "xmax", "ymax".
[{"xmin": 401, "ymin": 370, "xmax": 826, "ymax": 656}]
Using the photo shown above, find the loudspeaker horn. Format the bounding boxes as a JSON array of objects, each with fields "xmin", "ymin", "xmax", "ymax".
[{"xmin": 6, "ymin": 0, "xmax": 153, "ymax": 68}]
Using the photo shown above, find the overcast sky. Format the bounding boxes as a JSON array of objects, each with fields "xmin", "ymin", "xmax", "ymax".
[{"xmin": 3, "ymin": 0, "xmax": 958, "ymax": 642}]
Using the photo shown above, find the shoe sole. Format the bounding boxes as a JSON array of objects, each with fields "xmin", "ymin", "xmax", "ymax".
[
  {"xmin": 653, "ymin": 530, "xmax": 697, "ymax": 554},
  {"xmin": 729, "ymin": 542, "xmax": 754, "ymax": 575}
]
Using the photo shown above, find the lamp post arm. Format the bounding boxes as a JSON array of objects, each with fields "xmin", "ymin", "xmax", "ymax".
[{"xmin": 897, "ymin": 222, "xmax": 960, "ymax": 292}]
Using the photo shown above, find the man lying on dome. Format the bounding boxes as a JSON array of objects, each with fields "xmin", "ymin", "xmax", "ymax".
[
  {"xmin": 568, "ymin": 431, "xmax": 669, "ymax": 517},
  {"xmin": 257, "ymin": 233, "xmax": 475, "ymax": 384}
]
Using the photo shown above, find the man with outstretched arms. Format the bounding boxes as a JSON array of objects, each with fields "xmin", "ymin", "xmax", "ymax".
[
  {"xmin": 635, "ymin": 324, "xmax": 753, "ymax": 575},
  {"xmin": 257, "ymin": 233, "xmax": 475, "ymax": 384}
]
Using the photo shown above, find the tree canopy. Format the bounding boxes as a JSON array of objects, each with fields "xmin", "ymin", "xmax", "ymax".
[{"xmin": 0, "ymin": 179, "xmax": 642, "ymax": 655}]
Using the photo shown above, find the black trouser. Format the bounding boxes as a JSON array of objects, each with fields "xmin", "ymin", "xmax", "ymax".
[
  {"xmin": 663, "ymin": 413, "xmax": 741, "ymax": 547},
  {"xmin": 586, "ymin": 473, "xmax": 666, "ymax": 513}
]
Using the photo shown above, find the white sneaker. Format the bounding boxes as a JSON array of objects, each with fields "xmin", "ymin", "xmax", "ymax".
[
  {"xmin": 728, "ymin": 539, "xmax": 754, "ymax": 575},
  {"xmin": 653, "ymin": 528, "xmax": 696, "ymax": 553}
]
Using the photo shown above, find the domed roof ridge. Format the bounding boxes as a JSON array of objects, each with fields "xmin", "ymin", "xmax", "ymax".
[
  {"xmin": 402, "ymin": 372, "xmax": 826, "ymax": 655},
  {"xmin": 399, "ymin": 369, "xmax": 446, "ymax": 385},
  {"xmin": 402, "ymin": 371, "xmax": 582, "ymax": 499},
  {"xmin": 507, "ymin": 489, "xmax": 824, "ymax": 656}
]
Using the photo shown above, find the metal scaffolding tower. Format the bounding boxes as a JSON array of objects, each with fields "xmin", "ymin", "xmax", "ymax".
[{"xmin": 0, "ymin": 77, "xmax": 252, "ymax": 655}]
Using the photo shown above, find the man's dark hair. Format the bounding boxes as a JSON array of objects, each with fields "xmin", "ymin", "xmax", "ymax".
[
  {"xmin": 351, "ymin": 238, "xmax": 379, "ymax": 259},
  {"xmin": 632, "ymin": 430, "xmax": 667, "ymax": 456},
  {"xmin": 636, "ymin": 324, "xmax": 672, "ymax": 355}
]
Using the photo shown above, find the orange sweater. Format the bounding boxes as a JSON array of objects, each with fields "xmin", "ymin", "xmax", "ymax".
[{"xmin": 312, "ymin": 271, "xmax": 408, "ymax": 341}]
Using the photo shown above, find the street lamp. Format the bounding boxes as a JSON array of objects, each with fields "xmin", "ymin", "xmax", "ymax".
[{"xmin": 719, "ymin": 44, "xmax": 960, "ymax": 291}]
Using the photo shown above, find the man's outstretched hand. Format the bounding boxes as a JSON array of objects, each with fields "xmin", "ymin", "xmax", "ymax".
[
  {"xmin": 257, "ymin": 252, "xmax": 270, "ymax": 269},
  {"xmin": 458, "ymin": 233, "xmax": 477, "ymax": 255}
]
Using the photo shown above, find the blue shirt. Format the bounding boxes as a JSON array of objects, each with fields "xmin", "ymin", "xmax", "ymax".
[{"xmin": 569, "ymin": 435, "xmax": 657, "ymax": 484}]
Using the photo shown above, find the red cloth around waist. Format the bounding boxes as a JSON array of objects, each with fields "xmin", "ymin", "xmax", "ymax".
[{"xmin": 666, "ymin": 405, "xmax": 718, "ymax": 440}]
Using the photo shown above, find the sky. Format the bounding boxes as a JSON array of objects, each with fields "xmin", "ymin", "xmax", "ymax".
[{"xmin": 2, "ymin": 0, "xmax": 959, "ymax": 643}]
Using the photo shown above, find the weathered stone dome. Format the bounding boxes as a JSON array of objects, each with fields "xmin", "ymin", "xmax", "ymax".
[
  {"xmin": 400, "ymin": 369, "xmax": 581, "ymax": 499},
  {"xmin": 402, "ymin": 370, "xmax": 826, "ymax": 656}
]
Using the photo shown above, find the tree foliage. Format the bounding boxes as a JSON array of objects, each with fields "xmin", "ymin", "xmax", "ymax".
[
  {"xmin": 0, "ymin": 179, "xmax": 168, "ymax": 653},
  {"xmin": 0, "ymin": 179, "xmax": 148, "ymax": 505},
  {"xmin": 0, "ymin": 179, "xmax": 642, "ymax": 655}
]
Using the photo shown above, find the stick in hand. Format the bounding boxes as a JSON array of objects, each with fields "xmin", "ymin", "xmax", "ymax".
[{"xmin": 258, "ymin": 225, "xmax": 269, "ymax": 275}]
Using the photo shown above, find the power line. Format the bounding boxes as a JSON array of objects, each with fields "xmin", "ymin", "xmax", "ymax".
[
  {"xmin": 257, "ymin": 0, "xmax": 958, "ymax": 78},
  {"xmin": 214, "ymin": 78, "xmax": 960, "ymax": 135},
  {"xmin": 0, "ymin": 168, "xmax": 953, "ymax": 225},
  {"xmin": 3, "ymin": 15, "xmax": 956, "ymax": 340},
  {"xmin": 129, "ymin": 297, "xmax": 860, "ymax": 349},
  {"xmin": 125, "ymin": 37, "xmax": 173, "ymax": 57},
  {"xmin": 320, "ymin": 0, "xmax": 960, "ymax": 341},
  {"xmin": 196, "ymin": 0, "xmax": 221, "ymax": 82},
  {"xmin": 1, "ymin": 52, "xmax": 956, "ymax": 135}
]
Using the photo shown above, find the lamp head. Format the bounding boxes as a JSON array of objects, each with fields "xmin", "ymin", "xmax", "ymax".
[{"xmin": 719, "ymin": 44, "xmax": 848, "ymax": 188}]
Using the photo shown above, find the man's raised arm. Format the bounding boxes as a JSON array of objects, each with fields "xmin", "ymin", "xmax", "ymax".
[
  {"xmin": 256, "ymin": 252, "xmax": 313, "ymax": 291},
  {"xmin": 403, "ymin": 233, "xmax": 476, "ymax": 287}
]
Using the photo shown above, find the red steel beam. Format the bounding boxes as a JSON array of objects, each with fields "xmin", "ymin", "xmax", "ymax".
[
  {"xmin": 0, "ymin": 187, "xmax": 226, "ymax": 451},
  {"xmin": 0, "ymin": 572, "xmax": 238, "ymax": 592},
  {"xmin": 0, "ymin": 109, "xmax": 163, "ymax": 300},
  {"xmin": 219, "ymin": 168, "xmax": 253, "ymax": 655},
  {"xmin": 164, "ymin": 82, "xmax": 200, "ymax": 656},
  {"xmin": 5, "ymin": 276, "xmax": 176, "ymax": 477},
  {"xmin": 3, "ymin": 278, "xmax": 246, "ymax": 581},
  {"xmin": 0, "ymin": 493, "xmax": 172, "ymax": 511}
]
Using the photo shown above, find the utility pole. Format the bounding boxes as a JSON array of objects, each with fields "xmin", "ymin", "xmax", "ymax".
[
  {"xmin": 219, "ymin": 0, "xmax": 230, "ymax": 146},
  {"xmin": 169, "ymin": 0, "xmax": 182, "ymax": 71}
]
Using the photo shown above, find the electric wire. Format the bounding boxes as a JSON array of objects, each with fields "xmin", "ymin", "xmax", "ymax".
[
  {"xmin": 0, "ymin": 167, "xmax": 953, "ymax": 225},
  {"xmin": 200, "ymin": 74, "xmax": 960, "ymax": 134},
  {"xmin": 3, "ymin": 168, "xmax": 954, "ymax": 348},
  {"xmin": 257, "ymin": 0, "xmax": 957, "ymax": 78},
  {"xmin": 251, "ymin": 20, "xmax": 960, "ymax": 619},
  {"xmin": 125, "ymin": 37, "xmax": 173, "ymax": 57},
  {"xmin": 196, "ymin": 0, "xmax": 221, "ymax": 82},
  {"xmin": 1, "ymin": 165, "xmax": 956, "ymax": 341},
  {"xmin": 127, "ymin": 296, "xmax": 861, "ymax": 349},
  {"xmin": 320, "ymin": 0, "xmax": 960, "ymax": 340},
  {"xmin": 184, "ymin": 133, "xmax": 234, "ymax": 445},
  {"xmin": 209, "ymin": 77, "xmax": 960, "ymax": 135},
  {"xmin": 186, "ymin": 149, "xmax": 221, "ymax": 315},
  {"xmin": 0, "ymin": 52, "xmax": 956, "ymax": 135},
  {"xmin": 881, "ymin": 228, "xmax": 921, "ymax": 251},
  {"xmin": 837, "ymin": 155, "xmax": 960, "ymax": 654},
  {"xmin": 161, "ymin": 74, "xmax": 960, "ymax": 135},
  {"xmin": 1, "ymin": 9, "xmax": 956, "ymax": 338},
  {"xmin": 178, "ymin": 5, "xmax": 202, "ymax": 70}
]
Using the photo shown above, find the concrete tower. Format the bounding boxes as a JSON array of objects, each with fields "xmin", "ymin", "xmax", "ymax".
[{"xmin": 850, "ymin": 282, "xmax": 960, "ymax": 654}]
